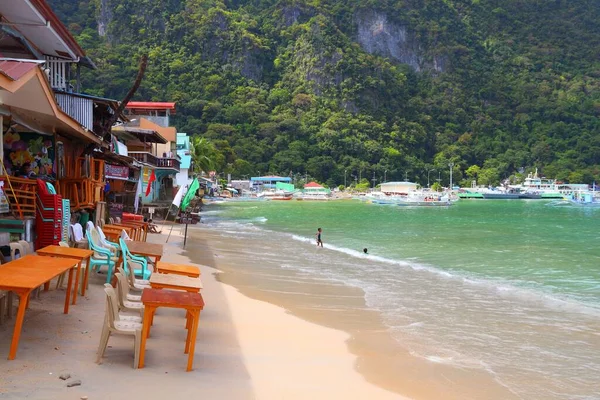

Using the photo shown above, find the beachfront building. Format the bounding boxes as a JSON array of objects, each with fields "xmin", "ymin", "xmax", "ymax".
[
  {"xmin": 302, "ymin": 182, "xmax": 331, "ymax": 198},
  {"xmin": 251, "ymin": 176, "xmax": 292, "ymax": 192},
  {"xmin": 175, "ymin": 132, "xmax": 192, "ymax": 188},
  {"xmin": 380, "ymin": 181, "xmax": 418, "ymax": 195},
  {"xmin": 0, "ymin": 0, "xmax": 126, "ymax": 244},
  {"xmin": 109, "ymin": 126, "xmax": 169, "ymax": 214},
  {"xmin": 230, "ymin": 180, "xmax": 251, "ymax": 193},
  {"xmin": 120, "ymin": 102, "xmax": 181, "ymax": 206}
]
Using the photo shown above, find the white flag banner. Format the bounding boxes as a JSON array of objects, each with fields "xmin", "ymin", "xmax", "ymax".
[
  {"xmin": 134, "ymin": 173, "xmax": 143, "ymax": 213},
  {"xmin": 172, "ymin": 184, "xmax": 185, "ymax": 208}
]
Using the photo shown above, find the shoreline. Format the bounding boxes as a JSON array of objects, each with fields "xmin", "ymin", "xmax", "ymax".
[
  {"xmin": 186, "ymin": 223, "xmax": 519, "ymax": 400},
  {"xmin": 174, "ymin": 225, "xmax": 408, "ymax": 400},
  {"xmin": 0, "ymin": 228, "xmax": 406, "ymax": 399}
]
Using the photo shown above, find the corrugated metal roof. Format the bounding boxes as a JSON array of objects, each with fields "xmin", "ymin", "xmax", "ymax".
[
  {"xmin": 126, "ymin": 101, "xmax": 176, "ymax": 111},
  {"xmin": 304, "ymin": 182, "xmax": 323, "ymax": 188},
  {"xmin": 0, "ymin": 59, "xmax": 40, "ymax": 80},
  {"xmin": 112, "ymin": 126, "xmax": 168, "ymax": 144}
]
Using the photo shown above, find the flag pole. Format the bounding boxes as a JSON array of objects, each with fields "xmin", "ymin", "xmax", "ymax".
[
  {"xmin": 166, "ymin": 183, "xmax": 186, "ymax": 243},
  {"xmin": 183, "ymin": 214, "xmax": 189, "ymax": 248},
  {"xmin": 165, "ymin": 203, "xmax": 178, "ymax": 243},
  {"xmin": 176, "ymin": 178, "xmax": 199, "ymax": 249}
]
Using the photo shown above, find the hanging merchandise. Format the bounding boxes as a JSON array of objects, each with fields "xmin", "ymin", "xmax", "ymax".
[
  {"xmin": 56, "ymin": 141, "xmax": 65, "ymax": 179},
  {"xmin": 0, "ymin": 181, "xmax": 10, "ymax": 214}
]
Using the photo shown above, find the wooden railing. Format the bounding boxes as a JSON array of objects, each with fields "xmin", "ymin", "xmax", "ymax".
[
  {"xmin": 45, "ymin": 56, "xmax": 69, "ymax": 91},
  {"xmin": 129, "ymin": 152, "xmax": 158, "ymax": 166},
  {"xmin": 130, "ymin": 152, "xmax": 180, "ymax": 171},
  {"xmin": 157, "ymin": 157, "xmax": 180, "ymax": 171},
  {"xmin": 0, "ymin": 176, "xmax": 37, "ymax": 218}
]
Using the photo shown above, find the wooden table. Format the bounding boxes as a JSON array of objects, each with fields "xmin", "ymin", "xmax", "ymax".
[
  {"xmin": 119, "ymin": 221, "xmax": 148, "ymax": 242},
  {"xmin": 126, "ymin": 241, "xmax": 163, "ymax": 265},
  {"xmin": 139, "ymin": 288, "xmax": 204, "ymax": 371},
  {"xmin": 156, "ymin": 262, "xmax": 201, "ymax": 278},
  {"xmin": 110, "ymin": 223, "xmax": 145, "ymax": 241},
  {"xmin": 104, "ymin": 224, "xmax": 134, "ymax": 239},
  {"xmin": 0, "ymin": 255, "xmax": 78, "ymax": 359},
  {"xmin": 36, "ymin": 246, "xmax": 94, "ymax": 301},
  {"xmin": 102, "ymin": 229, "xmax": 121, "ymax": 242},
  {"xmin": 150, "ymin": 274, "xmax": 203, "ymax": 292}
]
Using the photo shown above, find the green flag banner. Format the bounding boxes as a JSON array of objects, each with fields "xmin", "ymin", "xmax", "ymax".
[{"xmin": 180, "ymin": 178, "xmax": 199, "ymax": 211}]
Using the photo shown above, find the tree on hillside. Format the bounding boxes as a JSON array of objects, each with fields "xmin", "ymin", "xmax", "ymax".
[{"xmin": 191, "ymin": 136, "xmax": 217, "ymax": 176}]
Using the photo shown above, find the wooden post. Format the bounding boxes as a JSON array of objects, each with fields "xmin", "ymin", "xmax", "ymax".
[{"xmin": 183, "ymin": 215, "xmax": 189, "ymax": 249}]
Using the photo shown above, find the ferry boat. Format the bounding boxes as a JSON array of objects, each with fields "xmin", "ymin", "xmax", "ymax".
[
  {"xmin": 257, "ymin": 190, "xmax": 294, "ymax": 200},
  {"xmin": 457, "ymin": 187, "xmax": 521, "ymax": 199},
  {"xmin": 511, "ymin": 169, "xmax": 588, "ymax": 199},
  {"xmin": 367, "ymin": 190, "xmax": 453, "ymax": 206}
]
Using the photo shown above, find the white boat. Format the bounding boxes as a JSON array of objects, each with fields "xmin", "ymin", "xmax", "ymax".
[
  {"xmin": 396, "ymin": 191, "xmax": 453, "ymax": 206},
  {"xmin": 257, "ymin": 190, "xmax": 294, "ymax": 200},
  {"xmin": 366, "ymin": 190, "xmax": 453, "ymax": 206},
  {"xmin": 458, "ymin": 187, "xmax": 521, "ymax": 199},
  {"xmin": 510, "ymin": 169, "xmax": 588, "ymax": 199},
  {"xmin": 561, "ymin": 190, "xmax": 600, "ymax": 207}
]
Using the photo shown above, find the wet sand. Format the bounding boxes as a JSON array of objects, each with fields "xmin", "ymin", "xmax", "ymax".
[
  {"xmin": 187, "ymin": 225, "xmax": 519, "ymax": 400},
  {"xmin": 0, "ymin": 229, "xmax": 404, "ymax": 399}
]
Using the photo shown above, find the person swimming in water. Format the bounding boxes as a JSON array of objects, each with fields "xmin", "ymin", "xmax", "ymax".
[
  {"xmin": 363, "ymin": 248, "xmax": 368, "ymax": 254},
  {"xmin": 316, "ymin": 228, "xmax": 323, "ymax": 247}
]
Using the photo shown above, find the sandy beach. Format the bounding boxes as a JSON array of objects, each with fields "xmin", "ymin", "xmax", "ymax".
[{"xmin": 0, "ymin": 228, "xmax": 406, "ymax": 400}]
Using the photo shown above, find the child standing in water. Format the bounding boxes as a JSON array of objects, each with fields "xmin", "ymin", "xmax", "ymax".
[{"xmin": 315, "ymin": 228, "xmax": 323, "ymax": 247}]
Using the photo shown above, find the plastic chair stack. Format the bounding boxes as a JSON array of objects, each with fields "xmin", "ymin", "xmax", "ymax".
[
  {"xmin": 35, "ymin": 179, "xmax": 62, "ymax": 249},
  {"xmin": 96, "ymin": 284, "xmax": 142, "ymax": 368},
  {"xmin": 88, "ymin": 229, "xmax": 118, "ymax": 283},
  {"xmin": 61, "ymin": 199, "xmax": 70, "ymax": 242}
]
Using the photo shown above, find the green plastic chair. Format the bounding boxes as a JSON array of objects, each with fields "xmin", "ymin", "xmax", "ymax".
[
  {"xmin": 119, "ymin": 238, "xmax": 151, "ymax": 280},
  {"xmin": 88, "ymin": 229, "xmax": 117, "ymax": 283}
]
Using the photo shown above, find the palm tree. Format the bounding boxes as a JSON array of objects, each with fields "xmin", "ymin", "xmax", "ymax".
[{"xmin": 190, "ymin": 136, "xmax": 216, "ymax": 176}]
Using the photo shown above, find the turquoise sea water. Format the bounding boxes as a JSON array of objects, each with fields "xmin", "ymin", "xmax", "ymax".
[{"xmin": 200, "ymin": 199, "xmax": 600, "ymax": 400}]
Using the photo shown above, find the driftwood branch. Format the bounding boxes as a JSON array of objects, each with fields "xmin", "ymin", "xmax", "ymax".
[
  {"xmin": 83, "ymin": 53, "xmax": 149, "ymax": 156},
  {"xmin": 107, "ymin": 53, "xmax": 149, "ymax": 136}
]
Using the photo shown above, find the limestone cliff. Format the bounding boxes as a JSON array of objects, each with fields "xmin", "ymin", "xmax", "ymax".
[{"xmin": 355, "ymin": 11, "xmax": 445, "ymax": 73}]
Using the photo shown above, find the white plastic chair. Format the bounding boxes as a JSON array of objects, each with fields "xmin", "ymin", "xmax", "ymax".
[
  {"xmin": 120, "ymin": 229, "xmax": 132, "ymax": 241},
  {"xmin": 103, "ymin": 283, "xmax": 142, "ymax": 323},
  {"xmin": 55, "ymin": 242, "xmax": 86, "ymax": 292},
  {"xmin": 96, "ymin": 226, "xmax": 119, "ymax": 255},
  {"xmin": 70, "ymin": 223, "xmax": 88, "ymax": 249},
  {"xmin": 86, "ymin": 221, "xmax": 95, "ymax": 234},
  {"xmin": 96, "ymin": 285, "xmax": 142, "ymax": 368},
  {"xmin": 115, "ymin": 272, "xmax": 141, "ymax": 302},
  {"xmin": 8, "ymin": 242, "xmax": 24, "ymax": 261},
  {"xmin": 17, "ymin": 240, "xmax": 32, "ymax": 255},
  {"xmin": 117, "ymin": 266, "xmax": 150, "ymax": 292},
  {"xmin": 114, "ymin": 273, "xmax": 144, "ymax": 316}
]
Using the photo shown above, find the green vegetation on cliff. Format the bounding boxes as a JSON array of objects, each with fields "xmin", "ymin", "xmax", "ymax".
[{"xmin": 50, "ymin": 0, "xmax": 600, "ymax": 187}]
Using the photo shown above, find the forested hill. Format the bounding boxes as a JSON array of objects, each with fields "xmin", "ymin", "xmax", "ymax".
[{"xmin": 50, "ymin": 0, "xmax": 600, "ymax": 187}]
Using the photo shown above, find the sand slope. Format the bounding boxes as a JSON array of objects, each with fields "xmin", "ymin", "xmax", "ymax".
[{"xmin": 0, "ymin": 230, "xmax": 406, "ymax": 400}]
